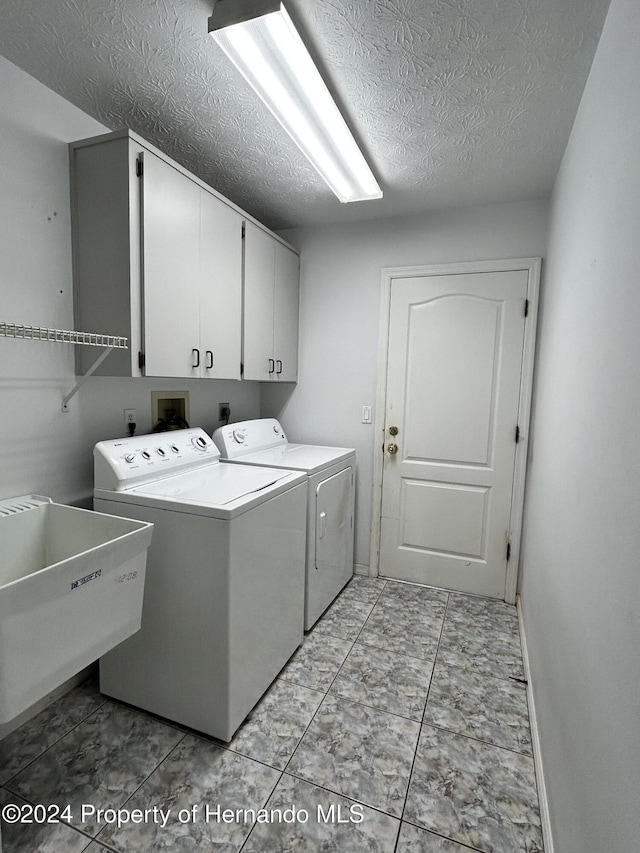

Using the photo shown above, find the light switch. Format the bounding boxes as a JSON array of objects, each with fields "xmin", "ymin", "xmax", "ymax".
[{"xmin": 361, "ymin": 405, "xmax": 372, "ymax": 424}]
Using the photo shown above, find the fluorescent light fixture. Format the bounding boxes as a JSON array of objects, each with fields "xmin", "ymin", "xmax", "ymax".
[{"xmin": 208, "ymin": 0, "xmax": 382, "ymax": 203}]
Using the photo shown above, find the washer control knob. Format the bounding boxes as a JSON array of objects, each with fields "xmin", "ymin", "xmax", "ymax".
[
  {"xmin": 141, "ymin": 451, "xmax": 151, "ymax": 460},
  {"xmin": 157, "ymin": 448, "xmax": 166, "ymax": 456},
  {"xmin": 170, "ymin": 444, "xmax": 180, "ymax": 453},
  {"xmin": 124, "ymin": 453, "xmax": 136, "ymax": 463},
  {"xmin": 192, "ymin": 435, "xmax": 208, "ymax": 450}
]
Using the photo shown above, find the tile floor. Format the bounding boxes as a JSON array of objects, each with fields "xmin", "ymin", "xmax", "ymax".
[{"xmin": 0, "ymin": 577, "xmax": 544, "ymax": 852}]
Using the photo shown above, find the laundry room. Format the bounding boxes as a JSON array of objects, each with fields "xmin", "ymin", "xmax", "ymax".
[{"xmin": 1, "ymin": 2, "xmax": 639, "ymax": 853}]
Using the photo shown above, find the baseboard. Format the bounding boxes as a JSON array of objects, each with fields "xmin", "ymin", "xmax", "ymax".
[
  {"xmin": 353, "ymin": 563, "xmax": 370, "ymax": 576},
  {"xmin": 517, "ymin": 596, "xmax": 555, "ymax": 853}
]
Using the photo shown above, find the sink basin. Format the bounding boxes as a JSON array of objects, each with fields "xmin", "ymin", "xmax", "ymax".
[{"xmin": 0, "ymin": 495, "xmax": 153, "ymax": 723}]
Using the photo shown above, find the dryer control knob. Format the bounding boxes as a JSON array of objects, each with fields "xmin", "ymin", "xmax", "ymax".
[{"xmin": 233, "ymin": 429, "xmax": 246, "ymax": 444}]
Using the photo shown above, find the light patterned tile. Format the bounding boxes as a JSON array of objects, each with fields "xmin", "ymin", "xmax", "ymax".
[
  {"xmin": 446, "ymin": 594, "xmax": 519, "ymax": 639},
  {"xmin": 380, "ymin": 582, "xmax": 449, "ymax": 613},
  {"xmin": 310, "ymin": 597, "xmax": 374, "ymax": 642},
  {"xmin": 437, "ymin": 620, "xmax": 524, "ymax": 681},
  {"xmin": 226, "ymin": 678, "xmax": 324, "ymax": 769},
  {"xmin": 405, "ymin": 726, "xmax": 543, "ymax": 852},
  {"xmin": 424, "ymin": 662, "xmax": 532, "ymax": 754},
  {"xmin": 338, "ymin": 576, "xmax": 387, "ymax": 606},
  {"xmin": 0, "ymin": 787, "xmax": 92, "ymax": 853},
  {"xmin": 396, "ymin": 821, "xmax": 475, "ymax": 852},
  {"xmin": 358, "ymin": 602, "xmax": 444, "ymax": 660},
  {"xmin": 242, "ymin": 772, "xmax": 400, "ymax": 852},
  {"xmin": 97, "ymin": 735, "xmax": 280, "ymax": 852},
  {"xmin": 280, "ymin": 632, "xmax": 353, "ymax": 692},
  {"xmin": 0, "ymin": 678, "xmax": 105, "ymax": 785},
  {"xmin": 6, "ymin": 701, "xmax": 184, "ymax": 836},
  {"xmin": 287, "ymin": 694, "xmax": 420, "ymax": 817},
  {"xmin": 331, "ymin": 642, "xmax": 434, "ymax": 721}
]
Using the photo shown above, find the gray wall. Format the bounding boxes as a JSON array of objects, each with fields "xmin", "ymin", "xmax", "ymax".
[
  {"xmin": 266, "ymin": 201, "xmax": 549, "ymax": 570},
  {"xmin": 519, "ymin": 0, "xmax": 640, "ymax": 851}
]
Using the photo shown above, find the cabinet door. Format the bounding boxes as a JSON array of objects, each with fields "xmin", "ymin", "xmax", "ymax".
[
  {"xmin": 199, "ymin": 192, "xmax": 243, "ymax": 380},
  {"xmin": 274, "ymin": 242, "xmax": 300, "ymax": 382},
  {"xmin": 140, "ymin": 150, "xmax": 201, "ymax": 378},
  {"xmin": 243, "ymin": 221, "xmax": 275, "ymax": 381}
]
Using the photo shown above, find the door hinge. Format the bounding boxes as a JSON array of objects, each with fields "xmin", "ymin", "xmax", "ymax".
[
  {"xmin": 138, "ymin": 351, "xmax": 145, "ymax": 369},
  {"xmin": 515, "ymin": 425, "xmax": 520, "ymax": 444},
  {"xmin": 136, "ymin": 156, "xmax": 143, "ymax": 178},
  {"xmin": 506, "ymin": 541, "xmax": 511, "ymax": 561},
  {"xmin": 524, "ymin": 299, "xmax": 529, "ymax": 317}
]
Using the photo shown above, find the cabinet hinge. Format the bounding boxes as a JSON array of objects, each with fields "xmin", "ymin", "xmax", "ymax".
[
  {"xmin": 240, "ymin": 361, "xmax": 244, "ymax": 378},
  {"xmin": 515, "ymin": 425, "xmax": 520, "ymax": 444},
  {"xmin": 506, "ymin": 541, "xmax": 511, "ymax": 561},
  {"xmin": 138, "ymin": 351, "xmax": 145, "ymax": 369},
  {"xmin": 524, "ymin": 299, "xmax": 529, "ymax": 317},
  {"xmin": 136, "ymin": 156, "xmax": 143, "ymax": 178},
  {"xmin": 241, "ymin": 222, "xmax": 246, "ymax": 238}
]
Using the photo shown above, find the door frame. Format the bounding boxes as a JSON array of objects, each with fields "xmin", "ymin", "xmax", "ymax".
[{"xmin": 369, "ymin": 258, "xmax": 541, "ymax": 603}]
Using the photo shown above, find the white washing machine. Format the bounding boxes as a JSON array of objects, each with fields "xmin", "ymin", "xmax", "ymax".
[
  {"xmin": 93, "ymin": 427, "xmax": 307, "ymax": 741},
  {"xmin": 213, "ymin": 418, "xmax": 355, "ymax": 630}
]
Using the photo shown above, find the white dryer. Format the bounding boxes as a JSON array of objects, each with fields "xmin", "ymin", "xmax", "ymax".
[
  {"xmin": 213, "ymin": 418, "xmax": 355, "ymax": 630},
  {"xmin": 93, "ymin": 427, "xmax": 307, "ymax": 741}
]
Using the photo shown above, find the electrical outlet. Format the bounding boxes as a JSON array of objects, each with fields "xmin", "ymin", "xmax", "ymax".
[
  {"xmin": 218, "ymin": 402, "xmax": 230, "ymax": 422},
  {"xmin": 124, "ymin": 408, "xmax": 136, "ymax": 429}
]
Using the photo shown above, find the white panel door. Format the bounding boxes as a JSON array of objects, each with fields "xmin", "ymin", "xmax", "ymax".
[
  {"xmin": 199, "ymin": 192, "xmax": 243, "ymax": 379},
  {"xmin": 140, "ymin": 150, "xmax": 201, "ymax": 378},
  {"xmin": 379, "ymin": 270, "xmax": 528, "ymax": 598}
]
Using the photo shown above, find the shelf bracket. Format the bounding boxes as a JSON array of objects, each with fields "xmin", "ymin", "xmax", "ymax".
[{"xmin": 62, "ymin": 346, "xmax": 115, "ymax": 412}]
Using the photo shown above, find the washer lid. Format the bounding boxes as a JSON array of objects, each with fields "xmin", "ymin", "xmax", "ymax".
[
  {"xmin": 95, "ymin": 463, "xmax": 306, "ymax": 519},
  {"xmin": 220, "ymin": 443, "xmax": 355, "ymax": 475}
]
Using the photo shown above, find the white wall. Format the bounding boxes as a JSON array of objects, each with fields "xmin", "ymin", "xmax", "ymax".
[
  {"xmin": 518, "ymin": 1, "xmax": 640, "ymax": 851},
  {"xmin": 0, "ymin": 57, "xmax": 259, "ymax": 507},
  {"xmin": 266, "ymin": 200, "xmax": 549, "ymax": 570}
]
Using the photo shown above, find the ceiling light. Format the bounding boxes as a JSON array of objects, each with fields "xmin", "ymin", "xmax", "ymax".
[{"xmin": 208, "ymin": 0, "xmax": 382, "ymax": 203}]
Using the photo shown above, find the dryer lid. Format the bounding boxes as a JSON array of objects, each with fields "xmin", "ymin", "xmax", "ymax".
[{"xmin": 224, "ymin": 443, "xmax": 355, "ymax": 474}]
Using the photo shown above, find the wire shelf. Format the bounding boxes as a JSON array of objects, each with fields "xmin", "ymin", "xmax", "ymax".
[{"xmin": 0, "ymin": 322, "xmax": 128, "ymax": 349}]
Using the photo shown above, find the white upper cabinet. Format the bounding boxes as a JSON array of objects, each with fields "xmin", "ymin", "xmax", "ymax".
[
  {"xmin": 274, "ymin": 239, "xmax": 300, "ymax": 383},
  {"xmin": 70, "ymin": 130, "xmax": 283, "ymax": 382},
  {"xmin": 243, "ymin": 221, "xmax": 299, "ymax": 382},
  {"xmin": 139, "ymin": 149, "xmax": 201, "ymax": 378},
  {"xmin": 140, "ymin": 149, "xmax": 243, "ymax": 379}
]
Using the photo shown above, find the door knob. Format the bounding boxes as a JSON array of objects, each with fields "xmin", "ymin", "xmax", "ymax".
[
  {"xmin": 387, "ymin": 443, "xmax": 398, "ymax": 454},
  {"xmin": 388, "ymin": 425, "xmax": 399, "ymax": 436}
]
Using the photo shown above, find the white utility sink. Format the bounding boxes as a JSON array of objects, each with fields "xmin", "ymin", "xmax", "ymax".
[{"xmin": 0, "ymin": 495, "xmax": 153, "ymax": 723}]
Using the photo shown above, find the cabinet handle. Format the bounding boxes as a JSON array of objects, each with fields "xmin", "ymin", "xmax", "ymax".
[
  {"xmin": 276, "ymin": 359, "xmax": 283, "ymax": 375},
  {"xmin": 206, "ymin": 350, "xmax": 213, "ymax": 369},
  {"xmin": 268, "ymin": 358, "xmax": 275, "ymax": 374},
  {"xmin": 192, "ymin": 348, "xmax": 200, "ymax": 368}
]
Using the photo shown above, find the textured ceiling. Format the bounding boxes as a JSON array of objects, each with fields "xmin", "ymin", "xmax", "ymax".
[{"xmin": 0, "ymin": 0, "xmax": 610, "ymax": 230}]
